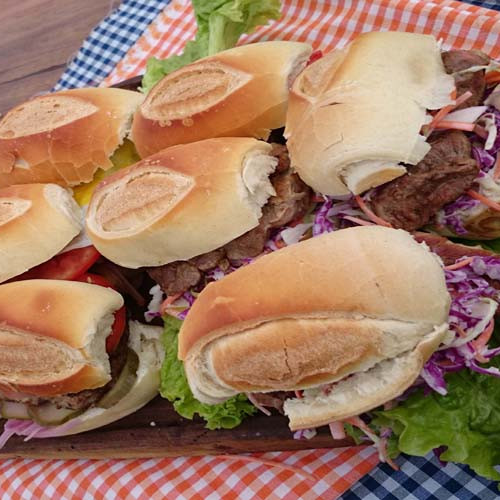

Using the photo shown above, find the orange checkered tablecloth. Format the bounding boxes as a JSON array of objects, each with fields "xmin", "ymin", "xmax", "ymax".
[{"xmin": 4, "ymin": 1, "xmax": 500, "ymax": 499}]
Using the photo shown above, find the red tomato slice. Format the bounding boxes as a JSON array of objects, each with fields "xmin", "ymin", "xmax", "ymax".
[
  {"xmin": 307, "ymin": 50, "xmax": 323, "ymax": 65},
  {"xmin": 107, "ymin": 306, "xmax": 127, "ymax": 353},
  {"xmin": 76, "ymin": 272, "xmax": 127, "ymax": 353},
  {"xmin": 15, "ymin": 246, "xmax": 101, "ymax": 281}
]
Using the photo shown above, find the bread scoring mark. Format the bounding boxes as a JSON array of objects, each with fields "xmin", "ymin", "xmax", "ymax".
[
  {"xmin": 141, "ymin": 62, "xmax": 251, "ymax": 121},
  {"xmin": 0, "ymin": 327, "xmax": 84, "ymax": 385},
  {"xmin": 0, "ymin": 96, "xmax": 98, "ymax": 139},
  {"xmin": 0, "ymin": 197, "xmax": 31, "ymax": 226},
  {"xmin": 94, "ymin": 166, "xmax": 194, "ymax": 233}
]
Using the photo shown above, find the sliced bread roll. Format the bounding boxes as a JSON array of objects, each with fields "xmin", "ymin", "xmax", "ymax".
[
  {"xmin": 0, "ymin": 280, "xmax": 123, "ymax": 398},
  {"xmin": 85, "ymin": 137, "xmax": 278, "ymax": 268},
  {"xmin": 285, "ymin": 31, "xmax": 455, "ymax": 196},
  {"xmin": 131, "ymin": 41, "xmax": 312, "ymax": 157},
  {"xmin": 179, "ymin": 226, "xmax": 450, "ymax": 428},
  {"xmin": 0, "ymin": 88, "xmax": 144, "ymax": 187},
  {"xmin": 0, "ymin": 183, "xmax": 82, "ymax": 283}
]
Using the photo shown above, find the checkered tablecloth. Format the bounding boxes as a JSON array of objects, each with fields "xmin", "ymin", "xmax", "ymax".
[{"xmin": 4, "ymin": 0, "xmax": 496, "ymax": 498}]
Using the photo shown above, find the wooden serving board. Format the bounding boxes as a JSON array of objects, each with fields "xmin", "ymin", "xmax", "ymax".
[{"xmin": 0, "ymin": 397, "xmax": 352, "ymax": 459}]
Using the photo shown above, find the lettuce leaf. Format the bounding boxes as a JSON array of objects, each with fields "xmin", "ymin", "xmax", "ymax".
[
  {"xmin": 141, "ymin": 0, "xmax": 281, "ymax": 93},
  {"xmin": 375, "ymin": 356, "xmax": 500, "ymax": 481},
  {"xmin": 160, "ymin": 316, "xmax": 256, "ymax": 430}
]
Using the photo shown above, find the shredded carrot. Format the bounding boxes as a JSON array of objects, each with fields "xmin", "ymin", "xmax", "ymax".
[
  {"xmin": 345, "ymin": 416, "xmax": 371, "ymax": 434},
  {"xmin": 343, "ymin": 216, "xmax": 375, "ymax": 226},
  {"xmin": 473, "ymin": 125, "xmax": 488, "ymax": 139},
  {"xmin": 216, "ymin": 455, "xmax": 320, "ymax": 483},
  {"xmin": 313, "ymin": 194, "xmax": 326, "ymax": 203},
  {"xmin": 486, "ymin": 71, "xmax": 500, "ymax": 85},
  {"xmin": 472, "ymin": 319, "xmax": 495, "ymax": 352},
  {"xmin": 354, "ymin": 196, "xmax": 393, "ymax": 227},
  {"xmin": 493, "ymin": 155, "xmax": 500, "ymax": 181},
  {"xmin": 455, "ymin": 325, "xmax": 468, "ymax": 338},
  {"xmin": 159, "ymin": 292, "xmax": 183, "ymax": 316},
  {"xmin": 444, "ymin": 257, "xmax": 475, "ymax": 271},
  {"xmin": 466, "ymin": 189, "xmax": 500, "ymax": 211},
  {"xmin": 294, "ymin": 390, "xmax": 303, "ymax": 399},
  {"xmin": 429, "ymin": 91, "xmax": 472, "ymax": 128},
  {"xmin": 275, "ymin": 238, "xmax": 286, "ymax": 249},
  {"xmin": 433, "ymin": 120, "xmax": 476, "ymax": 132}
]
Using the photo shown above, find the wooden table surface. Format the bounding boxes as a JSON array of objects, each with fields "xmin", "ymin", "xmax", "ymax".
[{"xmin": 0, "ymin": 0, "xmax": 119, "ymax": 115}]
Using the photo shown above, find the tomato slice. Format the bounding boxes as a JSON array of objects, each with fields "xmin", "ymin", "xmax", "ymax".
[
  {"xmin": 76, "ymin": 272, "xmax": 126, "ymax": 353},
  {"xmin": 15, "ymin": 246, "xmax": 101, "ymax": 281},
  {"xmin": 307, "ymin": 50, "xmax": 323, "ymax": 65}
]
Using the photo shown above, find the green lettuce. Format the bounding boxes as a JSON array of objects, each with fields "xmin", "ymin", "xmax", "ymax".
[
  {"xmin": 160, "ymin": 316, "xmax": 256, "ymax": 430},
  {"xmin": 142, "ymin": 0, "xmax": 281, "ymax": 93},
  {"xmin": 375, "ymin": 355, "xmax": 500, "ymax": 481}
]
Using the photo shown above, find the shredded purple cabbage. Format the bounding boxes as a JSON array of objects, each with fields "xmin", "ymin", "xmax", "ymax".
[
  {"xmin": 472, "ymin": 146, "xmax": 496, "ymax": 172},
  {"xmin": 420, "ymin": 256, "xmax": 500, "ymax": 395}
]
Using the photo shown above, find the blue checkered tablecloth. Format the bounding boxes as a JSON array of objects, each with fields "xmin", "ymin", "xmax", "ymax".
[{"xmin": 54, "ymin": 0, "xmax": 500, "ymax": 498}]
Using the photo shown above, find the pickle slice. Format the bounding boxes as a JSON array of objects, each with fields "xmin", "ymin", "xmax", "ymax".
[
  {"xmin": 1, "ymin": 401, "xmax": 31, "ymax": 420},
  {"xmin": 28, "ymin": 404, "xmax": 81, "ymax": 426},
  {"xmin": 96, "ymin": 349, "xmax": 139, "ymax": 409}
]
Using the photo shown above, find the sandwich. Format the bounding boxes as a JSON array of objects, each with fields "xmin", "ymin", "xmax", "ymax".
[
  {"xmin": 169, "ymin": 221, "xmax": 500, "ymax": 479},
  {"xmin": 0, "ymin": 87, "xmax": 143, "ymax": 189},
  {"xmin": 85, "ymin": 137, "xmax": 313, "ymax": 296},
  {"xmin": 285, "ymin": 31, "xmax": 500, "ymax": 240},
  {"xmin": 0, "ymin": 183, "xmax": 83, "ymax": 283},
  {"xmin": 178, "ymin": 226, "xmax": 450, "ymax": 428},
  {"xmin": 131, "ymin": 41, "xmax": 312, "ymax": 158},
  {"xmin": 0, "ymin": 280, "xmax": 163, "ymax": 443}
]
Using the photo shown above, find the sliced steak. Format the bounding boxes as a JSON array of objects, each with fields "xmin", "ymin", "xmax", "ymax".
[
  {"xmin": 190, "ymin": 248, "xmax": 225, "ymax": 271},
  {"xmin": 370, "ymin": 131, "xmax": 479, "ymax": 232},
  {"xmin": 226, "ymin": 170, "xmax": 312, "ymax": 260},
  {"xmin": 270, "ymin": 143, "xmax": 290, "ymax": 172},
  {"xmin": 441, "ymin": 50, "xmax": 489, "ymax": 108},
  {"xmin": 147, "ymin": 261, "xmax": 201, "ymax": 296},
  {"xmin": 263, "ymin": 170, "xmax": 312, "ymax": 227},
  {"xmin": 224, "ymin": 225, "xmax": 269, "ymax": 261},
  {"xmin": 248, "ymin": 391, "xmax": 294, "ymax": 414}
]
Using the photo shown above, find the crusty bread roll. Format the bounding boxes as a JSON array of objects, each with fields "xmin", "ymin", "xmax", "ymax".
[
  {"xmin": 0, "ymin": 88, "xmax": 144, "ymax": 187},
  {"xmin": 285, "ymin": 31, "xmax": 455, "ymax": 196},
  {"xmin": 0, "ymin": 184, "xmax": 82, "ymax": 283},
  {"xmin": 0, "ymin": 280, "xmax": 124, "ymax": 397},
  {"xmin": 131, "ymin": 41, "xmax": 312, "ymax": 157},
  {"xmin": 86, "ymin": 137, "xmax": 278, "ymax": 268},
  {"xmin": 179, "ymin": 226, "xmax": 450, "ymax": 427}
]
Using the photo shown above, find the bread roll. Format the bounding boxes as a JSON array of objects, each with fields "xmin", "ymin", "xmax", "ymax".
[
  {"xmin": 0, "ymin": 88, "xmax": 144, "ymax": 187},
  {"xmin": 0, "ymin": 184, "xmax": 82, "ymax": 283},
  {"xmin": 0, "ymin": 280, "xmax": 124, "ymax": 397},
  {"xmin": 131, "ymin": 41, "xmax": 312, "ymax": 157},
  {"xmin": 86, "ymin": 137, "xmax": 278, "ymax": 268},
  {"xmin": 179, "ymin": 226, "xmax": 450, "ymax": 425},
  {"xmin": 285, "ymin": 31, "xmax": 455, "ymax": 195}
]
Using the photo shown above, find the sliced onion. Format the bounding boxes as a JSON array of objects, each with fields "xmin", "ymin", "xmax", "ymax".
[{"xmin": 445, "ymin": 106, "xmax": 488, "ymax": 124}]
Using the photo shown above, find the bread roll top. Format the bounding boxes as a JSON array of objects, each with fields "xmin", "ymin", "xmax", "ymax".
[
  {"xmin": 86, "ymin": 137, "xmax": 278, "ymax": 268},
  {"xmin": 0, "ymin": 183, "xmax": 82, "ymax": 283},
  {"xmin": 131, "ymin": 41, "xmax": 312, "ymax": 157},
  {"xmin": 0, "ymin": 280, "xmax": 123, "ymax": 397},
  {"xmin": 0, "ymin": 88, "xmax": 144, "ymax": 187},
  {"xmin": 285, "ymin": 31, "xmax": 455, "ymax": 195}
]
